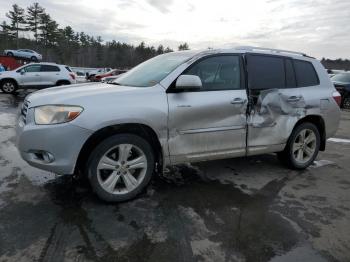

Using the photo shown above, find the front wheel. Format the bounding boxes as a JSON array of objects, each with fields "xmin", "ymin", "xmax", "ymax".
[
  {"xmin": 86, "ymin": 134, "xmax": 155, "ymax": 202},
  {"xmin": 1, "ymin": 80, "xmax": 17, "ymax": 94},
  {"xmin": 277, "ymin": 122, "xmax": 320, "ymax": 169}
]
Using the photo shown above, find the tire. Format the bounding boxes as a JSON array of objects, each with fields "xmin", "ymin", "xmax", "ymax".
[
  {"xmin": 277, "ymin": 122, "xmax": 320, "ymax": 169},
  {"xmin": 7, "ymin": 52, "xmax": 13, "ymax": 57},
  {"xmin": 56, "ymin": 81, "xmax": 70, "ymax": 86},
  {"xmin": 1, "ymin": 80, "xmax": 17, "ymax": 94},
  {"xmin": 31, "ymin": 56, "xmax": 38, "ymax": 62},
  {"xmin": 86, "ymin": 134, "xmax": 155, "ymax": 202},
  {"xmin": 343, "ymin": 97, "xmax": 350, "ymax": 110}
]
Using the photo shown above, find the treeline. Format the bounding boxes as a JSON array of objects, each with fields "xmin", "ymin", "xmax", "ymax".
[
  {"xmin": 321, "ymin": 58, "xmax": 350, "ymax": 71},
  {"xmin": 0, "ymin": 3, "xmax": 190, "ymax": 68}
]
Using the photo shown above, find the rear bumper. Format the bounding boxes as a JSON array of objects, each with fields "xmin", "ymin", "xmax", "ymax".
[{"xmin": 16, "ymin": 109, "xmax": 93, "ymax": 174}]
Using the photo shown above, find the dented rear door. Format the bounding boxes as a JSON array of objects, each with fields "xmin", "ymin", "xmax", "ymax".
[{"xmin": 246, "ymin": 54, "xmax": 306, "ymax": 155}]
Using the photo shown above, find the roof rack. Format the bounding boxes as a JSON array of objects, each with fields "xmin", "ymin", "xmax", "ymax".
[{"xmin": 235, "ymin": 46, "xmax": 308, "ymax": 57}]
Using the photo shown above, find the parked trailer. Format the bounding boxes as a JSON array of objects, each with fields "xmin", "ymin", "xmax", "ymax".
[{"xmin": 0, "ymin": 56, "xmax": 23, "ymax": 70}]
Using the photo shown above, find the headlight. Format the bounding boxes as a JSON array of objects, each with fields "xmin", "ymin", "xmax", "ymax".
[{"xmin": 34, "ymin": 105, "xmax": 83, "ymax": 125}]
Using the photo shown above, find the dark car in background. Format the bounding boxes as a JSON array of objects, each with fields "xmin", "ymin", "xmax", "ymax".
[{"xmin": 332, "ymin": 73, "xmax": 350, "ymax": 109}]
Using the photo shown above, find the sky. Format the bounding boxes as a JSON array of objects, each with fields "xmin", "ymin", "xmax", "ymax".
[{"xmin": 0, "ymin": 0, "xmax": 349, "ymax": 59}]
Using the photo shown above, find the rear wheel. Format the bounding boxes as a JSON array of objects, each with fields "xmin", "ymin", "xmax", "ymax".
[
  {"xmin": 87, "ymin": 134, "xmax": 155, "ymax": 202},
  {"xmin": 7, "ymin": 52, "xmax": 13, "ymax": 57},
  {"xmin": 31, "ymin": 56, "xmax": 38, "ymax": 62},
  {"xmin": 1, "ymin": 80, "xmax": 17, "ymax": 94},
  {"xmin": 278, "ymin": 122, "xmax": 320, "ymax": 169}
]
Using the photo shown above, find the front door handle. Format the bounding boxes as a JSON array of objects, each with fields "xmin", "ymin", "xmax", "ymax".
[
  {"xmin": 231, "ymin": 98, "xmax": 245, "ymax": 104},
  {"xmin": 287, "ymin": 96, "xmax": 302, "ymax": 102}
]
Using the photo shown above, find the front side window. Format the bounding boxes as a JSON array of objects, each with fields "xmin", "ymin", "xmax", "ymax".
[
  {"xmin": 23, "ymin": 65, "xmax": 41, "ymax": 72},
  {"xmin": 184, "ymin": 55, "xmax": 242, "ymax": 91},
  {"xmin": 294, "ymin": 60, "xmax": 319, "ymax": 87},
  {"xmin": 114, "ymin": 52, "xmax": 194, "ymax": 87},
  {"xmin": 247, "ymin": 55, "xmax": 285, "ymax": 90}
]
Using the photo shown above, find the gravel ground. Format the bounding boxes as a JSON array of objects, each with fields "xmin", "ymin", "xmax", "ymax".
[{"xmin": 0, "ymin": 92, "xmax": 350, "ymax": 262}]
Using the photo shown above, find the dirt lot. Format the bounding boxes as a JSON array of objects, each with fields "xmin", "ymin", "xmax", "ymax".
[{"xmin": 0, "ymin": 93, "xmax": 350, "ymax": 262}]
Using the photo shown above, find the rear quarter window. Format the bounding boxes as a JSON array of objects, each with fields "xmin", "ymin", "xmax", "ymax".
[
  {"xmin": 293, "ymin": 60, "xmax": 319, "ymax": 87},
  {"xmin": 65, "ymin": 66, "xmax": 72, "ymax": 72},
  {"xmin": 40, "ymin": 65, "xmax": 60, "ymax": 72}
]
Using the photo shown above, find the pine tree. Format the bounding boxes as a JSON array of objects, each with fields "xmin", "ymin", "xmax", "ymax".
[
  {"xmin": 157, "ymin": 44, "xmax": 164, "ymax": 54},
  {"xmin": 178, "ymin": 42, "xmax": 190, "ymax": 51},
  {"xmin": 26, "ymin": 2, "xmax": 45, "ymax": 42},
  {"xmin": 38, "ymin": 13, "xmax": 58, "ymax": 46},
  {"xmin": 63, "ymin": 26, "xmax": 74, "ymax": 41},
  {"xmin": 6, "ymin": 4, "xmax": 26, "ymax": 48},
  {"xmin": 164, "ymin": 46, "xmax": 173, "ymax": 53}
]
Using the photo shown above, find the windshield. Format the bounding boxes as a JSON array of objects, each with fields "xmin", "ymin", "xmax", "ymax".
[
  {"xmin": 332, "ymin": 73, "xmax": 350, "ymax": 83},
  {"xmin": 114, "ymin": 52, "xmax": 194, "ymax": 87}
]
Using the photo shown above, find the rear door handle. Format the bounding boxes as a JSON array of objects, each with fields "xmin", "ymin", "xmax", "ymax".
[
  {"xmin": 287, "ymin": 96, "xmax": 302, "ymax": 102},
  {"xmin": 231, "ymin": 98, "xmax": 245, "ymax": 104}
]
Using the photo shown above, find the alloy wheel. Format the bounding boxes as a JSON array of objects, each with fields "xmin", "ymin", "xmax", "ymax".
[
  {"xmin": 2, "ymin": 82, "xmax": 15, "ymax": 93},
  {"xmin": 292, "ymin": 129, "xmax": 317, "ymax": 164},
  {"xmin": 96, "ymin": 143, "xmax": 148, "ymax": 195}
]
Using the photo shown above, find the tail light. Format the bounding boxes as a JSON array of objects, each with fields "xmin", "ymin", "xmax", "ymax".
[
  {"xmin": 332, "ymin": 91, "xmax": 342, "ymax": 107},
  {"xmin": 69, "ymin": 73, "xmax": 76, "ymax": 80}
]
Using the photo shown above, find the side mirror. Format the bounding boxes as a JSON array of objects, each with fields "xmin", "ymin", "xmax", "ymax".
[
  {"xmin": 175, "ymin": 75, "xmax": 202, "ymax": 90},
  {"xmin": 20, "ymin": 69, "xmax": 25, "ymax": 75}
]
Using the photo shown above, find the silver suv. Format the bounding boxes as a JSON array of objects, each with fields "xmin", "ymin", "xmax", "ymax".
[
  {"xmin": 16, "ymin": 47, "xmax": 341, "ymax": 202},
  {"xmin": 0, "ymin": 63, "xmax": 76, "ymax": 94}
]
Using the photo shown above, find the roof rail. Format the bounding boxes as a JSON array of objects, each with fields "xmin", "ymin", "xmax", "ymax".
[{"xmin": 235, "ymin": 46, "xmax": 308, "ymax": 57}]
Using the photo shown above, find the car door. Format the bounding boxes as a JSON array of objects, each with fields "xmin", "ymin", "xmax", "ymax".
[
  {"xmin": 246, "ymin": 54, "xmax": 306, "ymax": 155},
  {"xmin": 17, "ymin": 50, "xmax": 27, "ymax": 59},
  {"xmin": 167, "ymin": 54, "xmax": 248, "ymax": 164},
  {"xmin": 40, "ymin": 64, "xmax": 61, "ymax": 86},
  {"xmin": 17, "ymin": 64, "xmax": 42, "ymax": 87}
]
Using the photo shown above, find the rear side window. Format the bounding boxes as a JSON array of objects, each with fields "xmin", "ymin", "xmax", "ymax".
[
  {"xmin": 65, "ymin": 66, "xmax": 72, "ymax": 72},
  {"xmin": 23, "ymin": 64, "xmax": 41, "ymax": 72},
  {"xmin": 293, "ymin": 60, "xmax": 319, "ymax": 87},
  {"xmin": 247, "ymin": 55, "xmax": 285, "ymax": 89},
  {"xmin": 40, "ymin": 65, "xmax": 60, "ymax": 72}
]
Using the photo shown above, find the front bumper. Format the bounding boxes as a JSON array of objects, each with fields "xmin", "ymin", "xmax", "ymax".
[{"xmin": 16, "ymin": 107, "xmax": 93, "ymax": 175}]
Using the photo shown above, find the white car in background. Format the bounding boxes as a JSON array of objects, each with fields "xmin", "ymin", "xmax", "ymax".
[
  {"xmin": 0, "ymin": 62, "xmax": 76, "ymax": 94},
  {"xmin": 74, "ymin": 71, "xmax": 88, "ymax": 83},
  {"xmin": 4, "ymin": 49, "xmax": 43, "ymax": 61}
]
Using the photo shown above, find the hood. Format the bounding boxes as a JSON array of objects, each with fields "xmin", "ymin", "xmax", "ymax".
[
  {"xmin": 0, "ymin": 70, "xmax": 16, "ymax": 76},
  {"xmin": 26, "ymin": 82, "xmax": 153, "ymax": 107}
]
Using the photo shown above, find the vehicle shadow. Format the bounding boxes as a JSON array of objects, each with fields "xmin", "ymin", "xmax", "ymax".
[{"xmin": 37, "ymin": 155, "xmax": 304, "ymax": 262}]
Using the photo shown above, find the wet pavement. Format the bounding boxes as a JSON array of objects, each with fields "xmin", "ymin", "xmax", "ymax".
[{"xmin": 0, "ymin": 92, "xmax": 350, "ymax": 262}]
